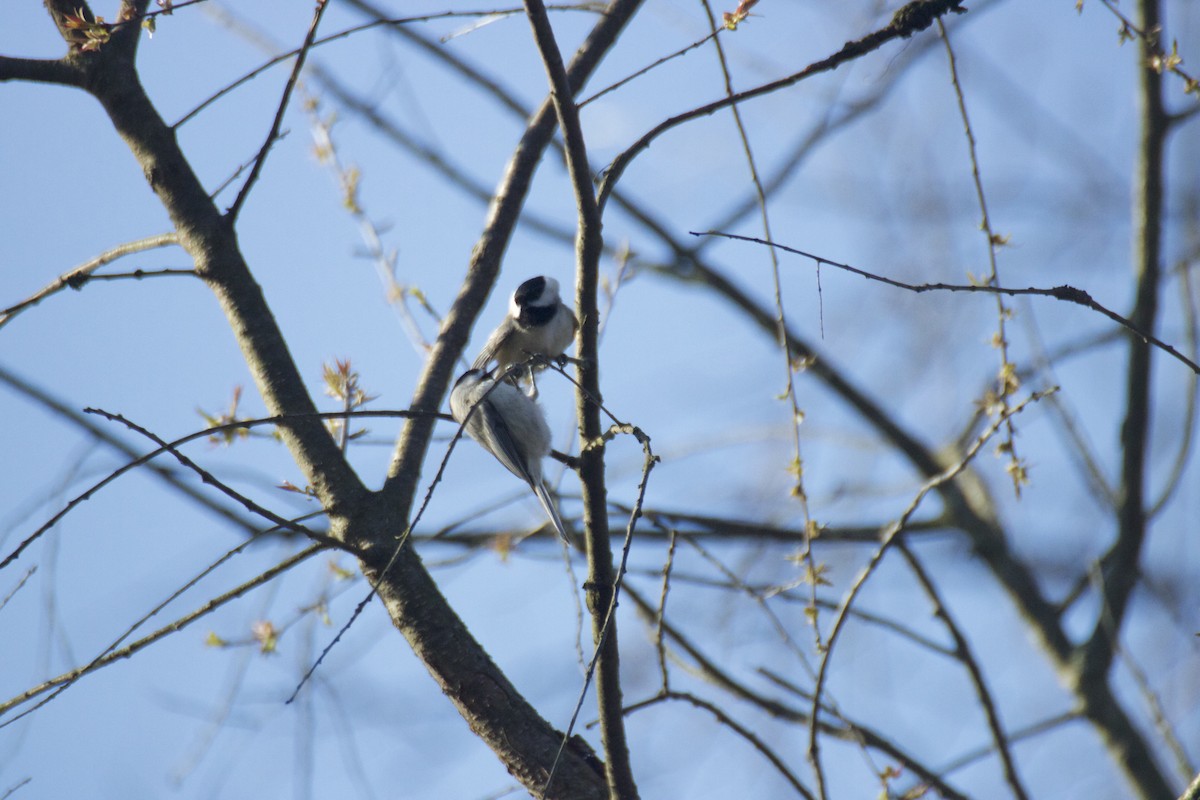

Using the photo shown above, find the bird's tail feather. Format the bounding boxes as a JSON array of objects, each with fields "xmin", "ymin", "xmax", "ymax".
[{"xmin": 533, "ymin": 481, "xmax": 570, "ymax": 546}]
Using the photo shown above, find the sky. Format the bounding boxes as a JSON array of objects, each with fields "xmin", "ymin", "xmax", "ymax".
[{"xmin": 2, "ymin": 1, "xmax": 1199, "ymax": 798}]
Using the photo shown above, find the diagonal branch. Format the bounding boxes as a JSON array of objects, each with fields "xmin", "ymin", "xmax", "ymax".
[
  {"xmin": 226, "ymin": 0, "xmax": 329, "ymax": 221},
  {"xmin": 625, "ymin": 691, "xmax": 815, "ymax": 798},
  {"xmin": 0, "ymin": 363, "xmax": 258, "ymax": 535},
  {"xmin": 622, "ymin": 584, "xmax": 970, "ymax": 800},
  {"xmin": 807, "ymin": 389, "xmax": 1051, "ymax": 790},
  {"xmin": 84, "ymin": 408, "xmax": 341, "ymax": 547},
  {"xmin": 0, "ymin": 542, "xmax": 324, "ymax": 724},
  {"xmin": 698, "ymin": 230, "xmax": 1200, "ymax": 375},
  {"xmin": 897, "ymin": 542, "xmax": 1030, "ymax": 800},
  {"xmin": 0, "ymin": 233, "xmax": 180, "ymax": 329},
  {"xmin": 596, "ymin": 0, "xmax": 967, "ymax": 211}
]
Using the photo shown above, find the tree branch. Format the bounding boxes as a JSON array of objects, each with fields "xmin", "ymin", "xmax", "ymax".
[
  {"xmin": 522, "ymin": 1, "xmax": 638, "ymax": 797},
  {"xmin": 596, "ymin": 0, "xmax": 967, "ymax": 212},
  {"xmin": 0, "ymin": 362, "xmax": 258, "ymax": 535},
  {"xmin": 75, "ymin": 14, "xmax": 364, "ymax": 517},
  {"xmin": 622, "ymin": 584, "xmax": 970, "ymax": 800},
  {"xmin": 349, "ymin": 2, "xmax": 644, "ymax": 795},
  {"xmin": 0, "ymin": 232, "xmax": 180, "ymax": 329},
  {"xmin": 0, "ymin": 543, "xmax": 324, "ymax": 724},
  {"xmin": 0, "ymin": 55, "xmax": 83, "ymax": 86},
  {"xmin": 1073, "ymin": 2, "xmax": 1175, "ymax": 796},
  {"xmin": 226, "ymin": 0, "xmax": 329, "ymax": 221},
  {"xmin": 696, "ymin": 230, "xmax": 1200, "ymax": 375},
  {"xmin": 626, "ymin": 691, "xmax": 815, "ymax": 798},
  {"xmin": 897, "ymin": 542, "xmax": 1030, "ymax": 800}
]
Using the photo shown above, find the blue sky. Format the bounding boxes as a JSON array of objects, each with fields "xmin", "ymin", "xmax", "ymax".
[{"xmin": 2, "ymin": 1, "xmax": 1199, "ymax": 798}]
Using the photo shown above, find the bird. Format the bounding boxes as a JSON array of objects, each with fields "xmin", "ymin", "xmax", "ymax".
[
  {"xmin": 449, "ymin": 368, "xmax": 569, "ymax": 544},
  {"xmin": 471, "ymin": 275, "xmax": 577, "ymax": 397}
]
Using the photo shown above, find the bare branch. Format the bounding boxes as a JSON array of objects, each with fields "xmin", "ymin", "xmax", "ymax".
[
  {"xmin": 697, "ymin": 230, "xmax": 1200, "ymax": 375},
  {"xmin": 596, "ymin": 0, "xmax": 968, "ymax": 212},
  {"xmin": 0, "ymin": 543, "xmax": 325, "ymax": 725},
  {"xmin": 84, "ymin": 407, "xmax": 343, "ymax": 548},
  {"xmin": 0, "ymin": 363, "xmax": 258, "ymax": 534},
  {"xmin": 225, "ymin": 0, "xmax": 329, "ymax": 221},
  {"xmin": 626, "ymin": 691, "xmax": 815, "ymax": 799},
  {"xmin": 0, "ymin": 408, "xmax": 433, "ymax": 574},
  {"xmin": 0, "ymin": 56, "xmax": 83, "ymax": 86},
  {"xmin": 0, "ymin": 233, "xmax": 180, "ymax": 330},
  {"xmin": 1084, "ymin": 0, "xmax": 1168, "ymax": 691},
  {"xmin": 898, "ymin": 542, "xmax": 1030, "ymax": 800},
  {"xmin": 522, "ymin": 3, "xmax": 638, "ymax": 795},
  {"xmin": 547, "ymin": 422, "xmax": 657, "ymax": 796},
  {"xmin": 1180, "ymin": 771, "xmax": 1200, "ymax": 800},
  {"xmin": 938, "ymin": 18, "xmax": 1025, "ymax": 497},
  {"xmin": 0, "ymin": 567, "xmax": 36, "ymax": 615},
  {"xmin": 622, "ymin": 584, "xmax": 970, "ymax": 800},
  {"xmin": 808, "ymin": 389, "xmax": 1052, "ymax": 786}
]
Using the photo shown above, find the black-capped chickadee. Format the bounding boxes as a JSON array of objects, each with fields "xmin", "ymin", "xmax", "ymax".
[
  {"xmin": 449, "ymin": 368, "xmax": 569, "ymax": 544},
  {"xmin": 472, "ymin": 276, "xmax": 578, "ymax": 396}
]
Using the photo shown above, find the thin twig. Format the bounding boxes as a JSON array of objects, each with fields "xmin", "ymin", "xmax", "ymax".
[
  {"xmin": 0, "ymin": 777, "xmax": 31, "ymax": 800},
  {"xmin": 226, "ymin": 0, "xmax": 329, "ymax": 220},
  {"xmin": 85, "ymin": 408, "xmax": 339, "ymax": 546},
  {"xmin": 897, "ymin": 541, "xmax": 1030, "ymax": 800},
  {"xmin": 0, "ymin": 543, "xmax": 324, "ymax": 724},
  {"xmin": 807, "ymin": 389, "xmax": 1052, "ymax": 785},
  {"xmin": 1117, "ymin": 639, "xmax": 1195, "ymax": 782},
  {"xmin": 578, "ymin": 29, "xmax": 720, "ymax": 107},
  {"xmin": 596, "ymin": 0, "xmax": 968, "ymax": 213},
  {"xmin": 1, "ymin": 408, "xmax": 434, "ymax": 573},
  {"xmin": 938, "ymin": 17, "xmax": 1025, "ymax": 498},
  {"xmin": 696, "ymin": 230, "xmax": 1200, "ymax": 375},
  {"xmin": 1150, "ymin": 260, "xmax": 1200, "ymax": 515},
  {"xmin": 622, "ymin": 584, "xmax": 969, "ymax": 800},
  {"xmin": 696, "ymin": 1, "xmax": 824, "ymax": 723},
  {"xmin": 184, "ymin": 6, "xmax": 596, "ymax": 128},
  {"xmin": 936, "ymin": 711, "xmax": 1080, "ymax": 776},
  {"xmin": 545, "ymin": 423, "xmax": 658, "ymax": 795},
  {"xmin": 626, "ymin": 691, "xmax": 815, "ymax": 798},
  {"xmin": 0, "ymin": 233, "xmax": 179, "ymax": 329},
  {"xmin": 1094, "ymin": 0, "xmax": 1200, "ymax": 110},
  {"xmin": 0, "ymin": 567, "xmax": 37, "ymax": 614},
  {"xmin": 654, "ymin": 528, "xmax": 677, "ymax": 691}
]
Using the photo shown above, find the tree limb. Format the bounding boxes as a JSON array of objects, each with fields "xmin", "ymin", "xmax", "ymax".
[
  {"xmin": 596, "ymin": 0, "xmax": 967, "ymax": 212},
  {"xmin": 522, "ymin": 0, "xmax": 638, "ymax": 797}
]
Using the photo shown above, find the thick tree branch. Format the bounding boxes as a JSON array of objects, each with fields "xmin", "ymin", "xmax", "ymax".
[
  {"xmin": 1074, "ymin": 2, "xmax": 1175, "ymax": 797},
  {"xmin": 351, "ymin": 2, "xmax": 644, "ymax": 796},
  {"xmin": 74, "ymin": 33, "xmax": 364, "ymax": 517},
  {"xmin": 0, "ymin": 55, "xmax": 83, "ymax": 85},
  {"xmin": 10, "ymin": 6, "xmax": 611, "ymax": 792}
]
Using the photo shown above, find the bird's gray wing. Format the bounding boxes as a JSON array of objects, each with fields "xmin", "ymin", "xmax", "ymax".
[
  {"xmin": 478, "ymin": 396, "xmax": 536, "ymax": 487},
  {"xmin": 471, "ymin": 323, "xmax": 514, "ymax": 371}
]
